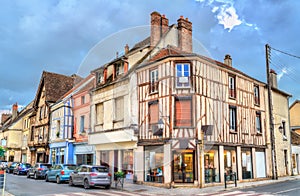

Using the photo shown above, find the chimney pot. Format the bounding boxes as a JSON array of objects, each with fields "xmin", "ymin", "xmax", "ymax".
[{"xmin": 224, "ymin": 54, "xmax": 232, "ymax": 67}]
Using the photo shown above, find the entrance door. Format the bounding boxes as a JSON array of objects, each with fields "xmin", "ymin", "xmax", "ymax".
[{"xmin": 173, "ymin": 152, "xmax": 194, "ymax": 183}]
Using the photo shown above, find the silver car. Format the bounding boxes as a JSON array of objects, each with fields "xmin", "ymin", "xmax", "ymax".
[{"xmin": 69, "ymin": 165, "xmax": 111, "ymax": 189}]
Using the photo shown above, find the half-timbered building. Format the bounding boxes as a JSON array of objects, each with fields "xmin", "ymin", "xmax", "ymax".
[{"xmin": 134, "ymin": 14, "xmax": 272, "ymax": 187}]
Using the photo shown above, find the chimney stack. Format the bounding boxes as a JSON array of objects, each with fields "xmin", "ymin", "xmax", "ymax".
[
  {"xmin": 12, "ymin": 102, "xmax": 18, "ymax": 120},
  {"xmin": 224, "ymin": 54, "xmax": 232, "ymax": 67},
  {"xmin": 177, "ymin": 15, "xmax": 192, "ymax": 53},
  {"xmin": 150, "ymin": 11, "xmax": 162, "ymax": 47},
  {"xmin": 161, "ymin": 14, "xmax": 169, "ymax": 36},
  {"xmin": 124, "ymin": 44, "xmax": 129, "ymax": 55},
  {"xmin": 1, "ymin": 113, "xmax": 10, "ymax": 125},
  {"xmin": 270, "ymin": 69, "xmax": 278, "ymax": 88}
]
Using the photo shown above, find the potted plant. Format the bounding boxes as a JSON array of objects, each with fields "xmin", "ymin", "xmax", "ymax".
[{"xmin": 114, "ymin": 171, "xmax": 125, "ymax": 181}]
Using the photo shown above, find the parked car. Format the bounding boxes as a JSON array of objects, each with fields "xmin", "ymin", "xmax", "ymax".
[
  {"xmin": 27, "ymin": 163, "xmax": 52, "ymax": 179},
  {"xmin": 69, "ymin": 165, "xmax": 111, "ymax": 189},
  {"xmin": 45, "ymin": 164, "xmax": 77, "ymax": 184},
  {"xmin": 13, "ymin": 163, "xmax": 32, "ymax": 175},
  {"xmin": 6, "ymin": 162, "xmax": 19, "ymax": 173}
]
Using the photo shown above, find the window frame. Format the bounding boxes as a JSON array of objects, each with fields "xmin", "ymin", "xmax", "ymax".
[
  {"xmin": 229, "ymin": 105, "xmax": 237, "ymax": 132},
  {"xmin": 254, "ymin": 85, "xmax": 260, "ymax": 105},
  {"xmin": 256, "ymin": 111, "xmax": 262, "ymax": 134},
  {"xmin": 175, "ymin": 96, "xmax": 192, "ymax": 127},
  {"xmin": 150, "ymin": 68, "xmax": 159, "ymax": 94},
  {"xmin": 229, "ymin": 75, "xmax": 236, "ymax": 99},
  {"xmin": 176, "ymin": 63, "xmax": 191, "ymax": 88}
]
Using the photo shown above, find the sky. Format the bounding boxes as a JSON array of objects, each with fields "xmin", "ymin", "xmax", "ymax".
[{"xmin": 1, "ymin": 0, "xmax": 300, "ymax": 117}]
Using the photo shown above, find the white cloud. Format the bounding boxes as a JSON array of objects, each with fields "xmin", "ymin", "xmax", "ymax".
[
  {"xmin": 216, "ymin": 6, "xmax": 242, "ymax": 32},
  {"xmin": 196, "ymin": 0, "xmax": 257, "ymax": 32},
  {"xmin": 277, "ymin": 67, "xmax": 288, "ymax": 81}
]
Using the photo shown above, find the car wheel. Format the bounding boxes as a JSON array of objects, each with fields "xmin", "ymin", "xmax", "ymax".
[
  {"xmin": 84, "ymin": 179, "xmax": 90, "ymax": 189},
  {"xmin": 34, "ymin": 172, "xmax": 38, "ymax": 180},
  {"xmin": 45, "ymin": 175, "xmax": 48, "ymax": 182},
  {"xmin": 105, "ymin": 185, "xmax": 111, "ymax": 189},
  {"xmin": 56, "ymin": 176, "xmax": 61, "ymax": 184},
  {"xmin": 27, "ymin": 172, "xmax": 30, "ymax": 178},
  {"xmin": 68, "ymin": 177, "xmax": 73, "ymax": 186}
]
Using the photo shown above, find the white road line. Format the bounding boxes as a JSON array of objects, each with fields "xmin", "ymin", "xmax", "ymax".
[
  {"xmin": 274, "ymin": 187, "xmax": 300, "ymax": 194},
  {"xmin": 72, "ymin": 193, "xmax": 98, "ymax": 196}
]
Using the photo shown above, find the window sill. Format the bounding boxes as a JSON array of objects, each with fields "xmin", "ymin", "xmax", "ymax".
[
  {"xmin": 256, "ymin": 132, "xmax": 262, "ymax": 136},
  {"xmin": 149, "ymin": 91, "xmax": 158, "ymax": 95},
  {"xmin": 176, "ymin": 86, "xmax": 191, "ymax": 89},
  {"xmin": 229, "ymin": 97, "xmax": 236, "ymax": 100},
  {"xmin": 254, "ymin": 103, "xmax": 260, "ymax": 107},
  {"xmin": 229, "ymin": 130, "xmax": 237, "ymax": 134}
]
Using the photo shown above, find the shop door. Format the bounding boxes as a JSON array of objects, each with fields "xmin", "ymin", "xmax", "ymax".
[{"xmin": 173, "ymin": 152, "xmax": 194, "ymax": 183}]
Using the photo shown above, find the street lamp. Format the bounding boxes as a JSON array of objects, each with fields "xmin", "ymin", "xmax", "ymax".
[{"xmin": 157, "ymin": 119, "xmax": 164, "ymax": 130}]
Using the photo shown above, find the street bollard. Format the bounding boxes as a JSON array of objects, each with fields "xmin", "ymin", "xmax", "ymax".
[{"xmin": 224, "ymin": 172, "xmax": 237, "ymax": 189}]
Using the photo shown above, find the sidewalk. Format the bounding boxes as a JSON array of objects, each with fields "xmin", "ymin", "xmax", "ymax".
[{"xmin": 112, "ymin": 175, "xmax": 300, "ymax": 195}]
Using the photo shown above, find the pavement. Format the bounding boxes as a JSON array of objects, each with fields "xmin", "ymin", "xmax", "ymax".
[{"xmin": 3, "ymin": 175, "xmax": 300, "ymax": 196}]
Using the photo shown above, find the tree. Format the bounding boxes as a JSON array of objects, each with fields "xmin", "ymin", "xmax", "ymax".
[{"xmin": 0, "ymin": 146, "xmax": 6, "ymax": 158}]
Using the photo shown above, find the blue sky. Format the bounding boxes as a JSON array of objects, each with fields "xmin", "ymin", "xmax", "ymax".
[{"xmin": 1, "ymin": 0, "xmax": 300, "ymax": 116}]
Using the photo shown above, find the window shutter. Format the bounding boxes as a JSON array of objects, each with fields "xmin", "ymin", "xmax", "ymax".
[{"xmin": 175, "ymin": 98, "xmax": 192, "ymax": 127}]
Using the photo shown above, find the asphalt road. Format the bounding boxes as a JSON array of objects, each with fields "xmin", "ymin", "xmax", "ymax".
[{"xmin": 241, "ymin": 179, "xmax": 300, "ymax": 196}]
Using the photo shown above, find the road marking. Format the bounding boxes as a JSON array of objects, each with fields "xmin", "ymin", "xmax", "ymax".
[
  {"xmin": 274, "ymin": 187, "xmax": 300, "ymax": 194},
  {"xmin": 197, "ymin": 190, "xmax": 275, "ymax": 196}
]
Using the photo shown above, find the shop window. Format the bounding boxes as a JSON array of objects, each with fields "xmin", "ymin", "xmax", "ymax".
[
  {"xmin": 241, "ymin": 149, "xmax": 252, "ymax": 179},
  {"xmin": 204, "ymin": 148, "xmax": 220, "ymax": 183},
  {"xmin": 224, "ymin": 147, "xmax": 237, "ymax": 180},
  {"xmin": 122, "ymin": 150, "xmax": 133, "ymax": 179},
  {"xmin": 76, "ymin": 154, "xmax": 93, "ymax": 165},
  {"xmin": 173, "ymin": 150, "xmax": 194, "ymax": 183},
  {"xmin": 144, "ymin": 146, "xmax": 164, "ymax": 183}
]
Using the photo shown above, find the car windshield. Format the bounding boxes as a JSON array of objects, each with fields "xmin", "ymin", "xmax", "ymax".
[
  {"xmin": 63, "ymin": 165, "xmax": 76, "ymax": 170},
  {"xmin": 92, "ymin": 167, "xmax": 108, "ymax": 172}
]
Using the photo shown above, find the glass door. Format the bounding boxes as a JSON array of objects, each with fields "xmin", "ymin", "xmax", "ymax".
[{"xmin": 173, "ymin": 151, "xmax": 194, "ymax": 183}]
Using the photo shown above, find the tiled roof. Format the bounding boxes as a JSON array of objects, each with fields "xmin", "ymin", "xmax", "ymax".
[
  {"xmin": 130, "ymin": 37, "xmax": 150, "ymax": 51},
  {"xmin": 148, "ymin": 45, "xmax": 189, "ymax": 62},
  {"xmin": 36, "ymin": 71, "xmax": 76, "ymax": 104}
]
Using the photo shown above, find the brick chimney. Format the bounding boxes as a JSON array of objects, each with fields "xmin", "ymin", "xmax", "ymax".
[
  {"xmin": 270, "ymin": 69, "xmax": 278, "ymax": 88},
  {"xmin": 177, "ymin": 16, "xmax": 192, "ymax": 53},
  {"xmin": 12, "ymin": 102, "xmax": 18, "ymax": 120},
  {"xmin": 125, "ymin": 44, "xmax": 129, "ymax": 55},
  {"xmin": 224, "ymin": 54, "xmax": 232, "ymax": 67},
  {"xmin": 161, "ymin": 14, "xmax": 169, "ymax": 36},
  {"xmin": 150, "ymin": 11, "xmax": 162, "ymax": 47}
]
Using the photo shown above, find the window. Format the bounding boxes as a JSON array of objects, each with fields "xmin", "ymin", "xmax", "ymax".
[
  {"xmin": 229, "ymin": 106, "xmax": 237, "ymax": 132},
  {"xmin": 256, "ymin": 112, "xmax": 262, "ymax": 133},
  {"xmin": 282, "ymin": 121, "xmax": 287, "ymax": 138},
  {"xmin": 148, "ymin": 101, "xmax": 159, "ymax": 134},
  {"xmin": 39, "ymin": 106, "xmax": 44, "ymax": 119},
  {"xmin": 116, "ymin": 63, "xmax": 124, "ymax": 75},
  {"xmin": 150, "ymin": 69, "xmax": 158, "ymax": 93},
  {"xmin": 96, "ymin": 103, "xmax": 104, "ymax": 124},
  {"xmin": 229, "ymin": 75, "xmax": 236, "ymax": 98},
  {"xmin": 175, "ymin": 97, "xmax": 192, "ymax": 127},
  {"xmin": 81, "ymin": 96, "xmax": 85, "ymax": 105},
  {"xmin": 76, "ymin": 154, "xmax": 93, "ymax": 165},
  {"xmin": 80, "ymin": 115, "xmax": 85, "ymax": 133},
  {"xmin": 56, "ymin": 120, "xmax": 61, "ymax": 138},
  {"xmin": 176, "ymin": 63, "xmax": 190, "ymax": 88},
  {"xmin": 254, "ymin": 85, "xmax": 260, "ymax": 105},
  {"xmin": 30, "ymin": 127, "xmax": 34, "ymax": 141},
  {"xmin": 115, "ymin": 97, "xmax": 124, "ymax": 121}
]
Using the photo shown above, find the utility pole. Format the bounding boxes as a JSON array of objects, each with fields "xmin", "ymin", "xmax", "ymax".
[{"xmin": 266, "ymin": 44, "xmax": 278, "ymax": 180}]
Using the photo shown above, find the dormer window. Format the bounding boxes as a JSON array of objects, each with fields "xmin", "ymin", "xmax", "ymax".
[
  {"xmin": 176, "ymin": 63, "xmax": 191, "ymax": 88},
  {"xmin": 116, "ymin": 63, "xmax": 124, "ymax": 76},
  {"xmin": 97, "ymin": 72, "xmax": 104, "ymax": 84}
]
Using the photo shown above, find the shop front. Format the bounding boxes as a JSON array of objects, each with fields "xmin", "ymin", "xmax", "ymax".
[
  {"xmin": 73, "ymin": 143, "xmax": 95, "ymax": 165},
  {"xmin": 173, "ymin": 150, "xmax": 195, "ymax": 183}
]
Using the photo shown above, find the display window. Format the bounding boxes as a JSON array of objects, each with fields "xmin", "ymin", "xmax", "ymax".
[
  {"xmin": 204, "ymin": 147, "xmax": 220, "ymax": 183},
  {"xmin": 241, "ymin": 148, "xmax": 253, "ymax": 179},
  {"xmin": 144, "ymin": 146, "xmax": 164, "ymax": 183}
]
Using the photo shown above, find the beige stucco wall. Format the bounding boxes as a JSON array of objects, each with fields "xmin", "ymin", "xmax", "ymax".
[{"xmin": 290, "ymin": 102, "xmax": 300, "ymax": 127}]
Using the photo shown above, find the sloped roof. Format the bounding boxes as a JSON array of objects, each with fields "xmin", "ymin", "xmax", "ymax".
[
  {"xmin": 148, "ymin": 45, "xmax": 189, "ymax": 62},
  {"xmin": 291, "ymin": 131, "xmax": 300, "ymax": 145},
  {"xmin": 130, "ymin": 37, "xmax": 150, "ymax": 52},
  {"xmin": 34, "ymin": 71, "xmax": 76, "ymax": 107}
]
